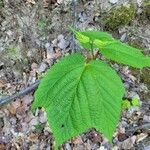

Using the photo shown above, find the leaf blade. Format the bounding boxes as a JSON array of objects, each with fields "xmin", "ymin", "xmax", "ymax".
[
  {"xmin": 70, "ymin": 28, "xmax": 115, "ymax": 49},
  {"xmin": 72, "ymin": 29, "xmax": 150, "ymax": 68},
  {"xmin": 100, "ymin": 41, "xmax": 150, "ymax": 68},
  {"xmin": 32, "ymin": 54, "xmax": 125, "ymax": 148}
]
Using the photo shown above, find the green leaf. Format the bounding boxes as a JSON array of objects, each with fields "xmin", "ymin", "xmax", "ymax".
[
  {"xmin": 100, "ymin": 42, "xmax": 150, "ymax": 68},
  {"xmin": 32, "ymin": 54, "xmax": 125, "ymax": 148},
  {"xmin": 144, "ymin": 57, "xmax": 150, "ymax": 66},
  {"xmin": 122, "ymin": 99, "xmax": 131, "ymax": 109},
  {"xmin": 131, "ymin": 98, "xmax": 140, "ymax": 107},
  {"xmin": 70, "ymin": 28, "xmax": 115, "ymax": 49},
  {"xmin": 72, "ymin": 29, "xmax": 150, "ymax": 68}
]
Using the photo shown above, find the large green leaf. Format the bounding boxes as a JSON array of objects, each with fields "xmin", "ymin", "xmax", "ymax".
[
  {"xmin": 72, "ymin": 29, "xmax": 150, "ymax": 68},
  {"xmin": 32, "ymin": 54, "xmax": 125, "ymax": 148}
]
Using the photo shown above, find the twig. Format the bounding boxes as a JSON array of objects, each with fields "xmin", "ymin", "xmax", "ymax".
[
  {"xmin": 0, "ymin": 80, "xmax": 40, "ymax": 106},
  {"xmin": 90, "ymin": 41, "xmax": 94, "ymax": 59}
]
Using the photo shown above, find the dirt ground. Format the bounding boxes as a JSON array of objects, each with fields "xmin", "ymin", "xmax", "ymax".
[{"xmin": 0, "ymin": 0, "xmax": 150, "ymax": 150}]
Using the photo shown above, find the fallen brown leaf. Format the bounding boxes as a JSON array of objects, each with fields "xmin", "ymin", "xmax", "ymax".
[
  {"xmin": 0, "ymin": 144, "xmax": 6, "ymax": 150},
  {"xmin": 7, "ymin": 101, "xmax": 21, "ymax": 115},
  {"xmin": 28, "ymin": 133, "xmax": 39, "ymax": 142}
]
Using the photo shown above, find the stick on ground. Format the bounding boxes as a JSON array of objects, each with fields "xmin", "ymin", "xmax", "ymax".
[{"xmin": 0, "ymin": 80, "xmax": 40, "ymax": 106}]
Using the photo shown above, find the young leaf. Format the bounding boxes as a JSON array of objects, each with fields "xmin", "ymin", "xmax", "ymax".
[
  {"xmin": 32, "ymin": 54, "xmax": 125, "ymax": 148},
  {"xmin": 72, "ymin": 29, "xmax": 150, "ymax": 68},
  {"xmin": 70, "ymin": 28, "xmax": 115, "ymax": 49},
  {"xmin": 122, "ymin": 100, "xmax": 131, "ymax": 110},
  {"xmin": 131, "ymin": 98, "xmax": 140, "ymax": 107}
]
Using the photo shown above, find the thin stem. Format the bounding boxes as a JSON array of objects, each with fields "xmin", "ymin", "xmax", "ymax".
[{"xmin": 94, "ymin": 51, "xmax": 100, "ymax": 59}]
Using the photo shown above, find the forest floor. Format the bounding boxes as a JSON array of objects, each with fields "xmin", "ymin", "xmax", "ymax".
[{"xmin": 0, "ymin": 0, "xmax": 150, "ymax": 150}]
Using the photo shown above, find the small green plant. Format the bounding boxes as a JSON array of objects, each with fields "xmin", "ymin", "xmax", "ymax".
[
  {"xmin": 6, "ymin": 46, "xmax": 21, "ymax": 60},
  {"xmin": 37, "ymin": 20, "xmax": 46, "ymax": 28},
  {"xmin": 34, "ymin": 123, "xmax": 45, "ymax": 133},
  {"xmin": 0, "ymin": 0, "xmax": 4, "ymax": 8},
  {"xmin": 122, "ymin": 98, "xmax": 140, "ymax": 110},
  {"xmin": 32, "ymin": 29, "xmax": 150, "ymax": 149}
]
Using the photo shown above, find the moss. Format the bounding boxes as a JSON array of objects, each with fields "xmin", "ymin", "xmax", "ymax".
[
  {"xmin": 144, "ymin": 0, "xmax": 150, "ymax": 20},
  {"xmin": 103, "ymin": 4, "xmax": 136, "ymax": 30},
  {"xmin": 37, "ymin": 19, "xmax": 47, "ymax": 28},
  {"xmin": 0, "ymin": 0, "xmax": 4, "ymax": 8},
  {"xmin": 6, "ymin": 46, "xmax": 22, "ymax": 60}
]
